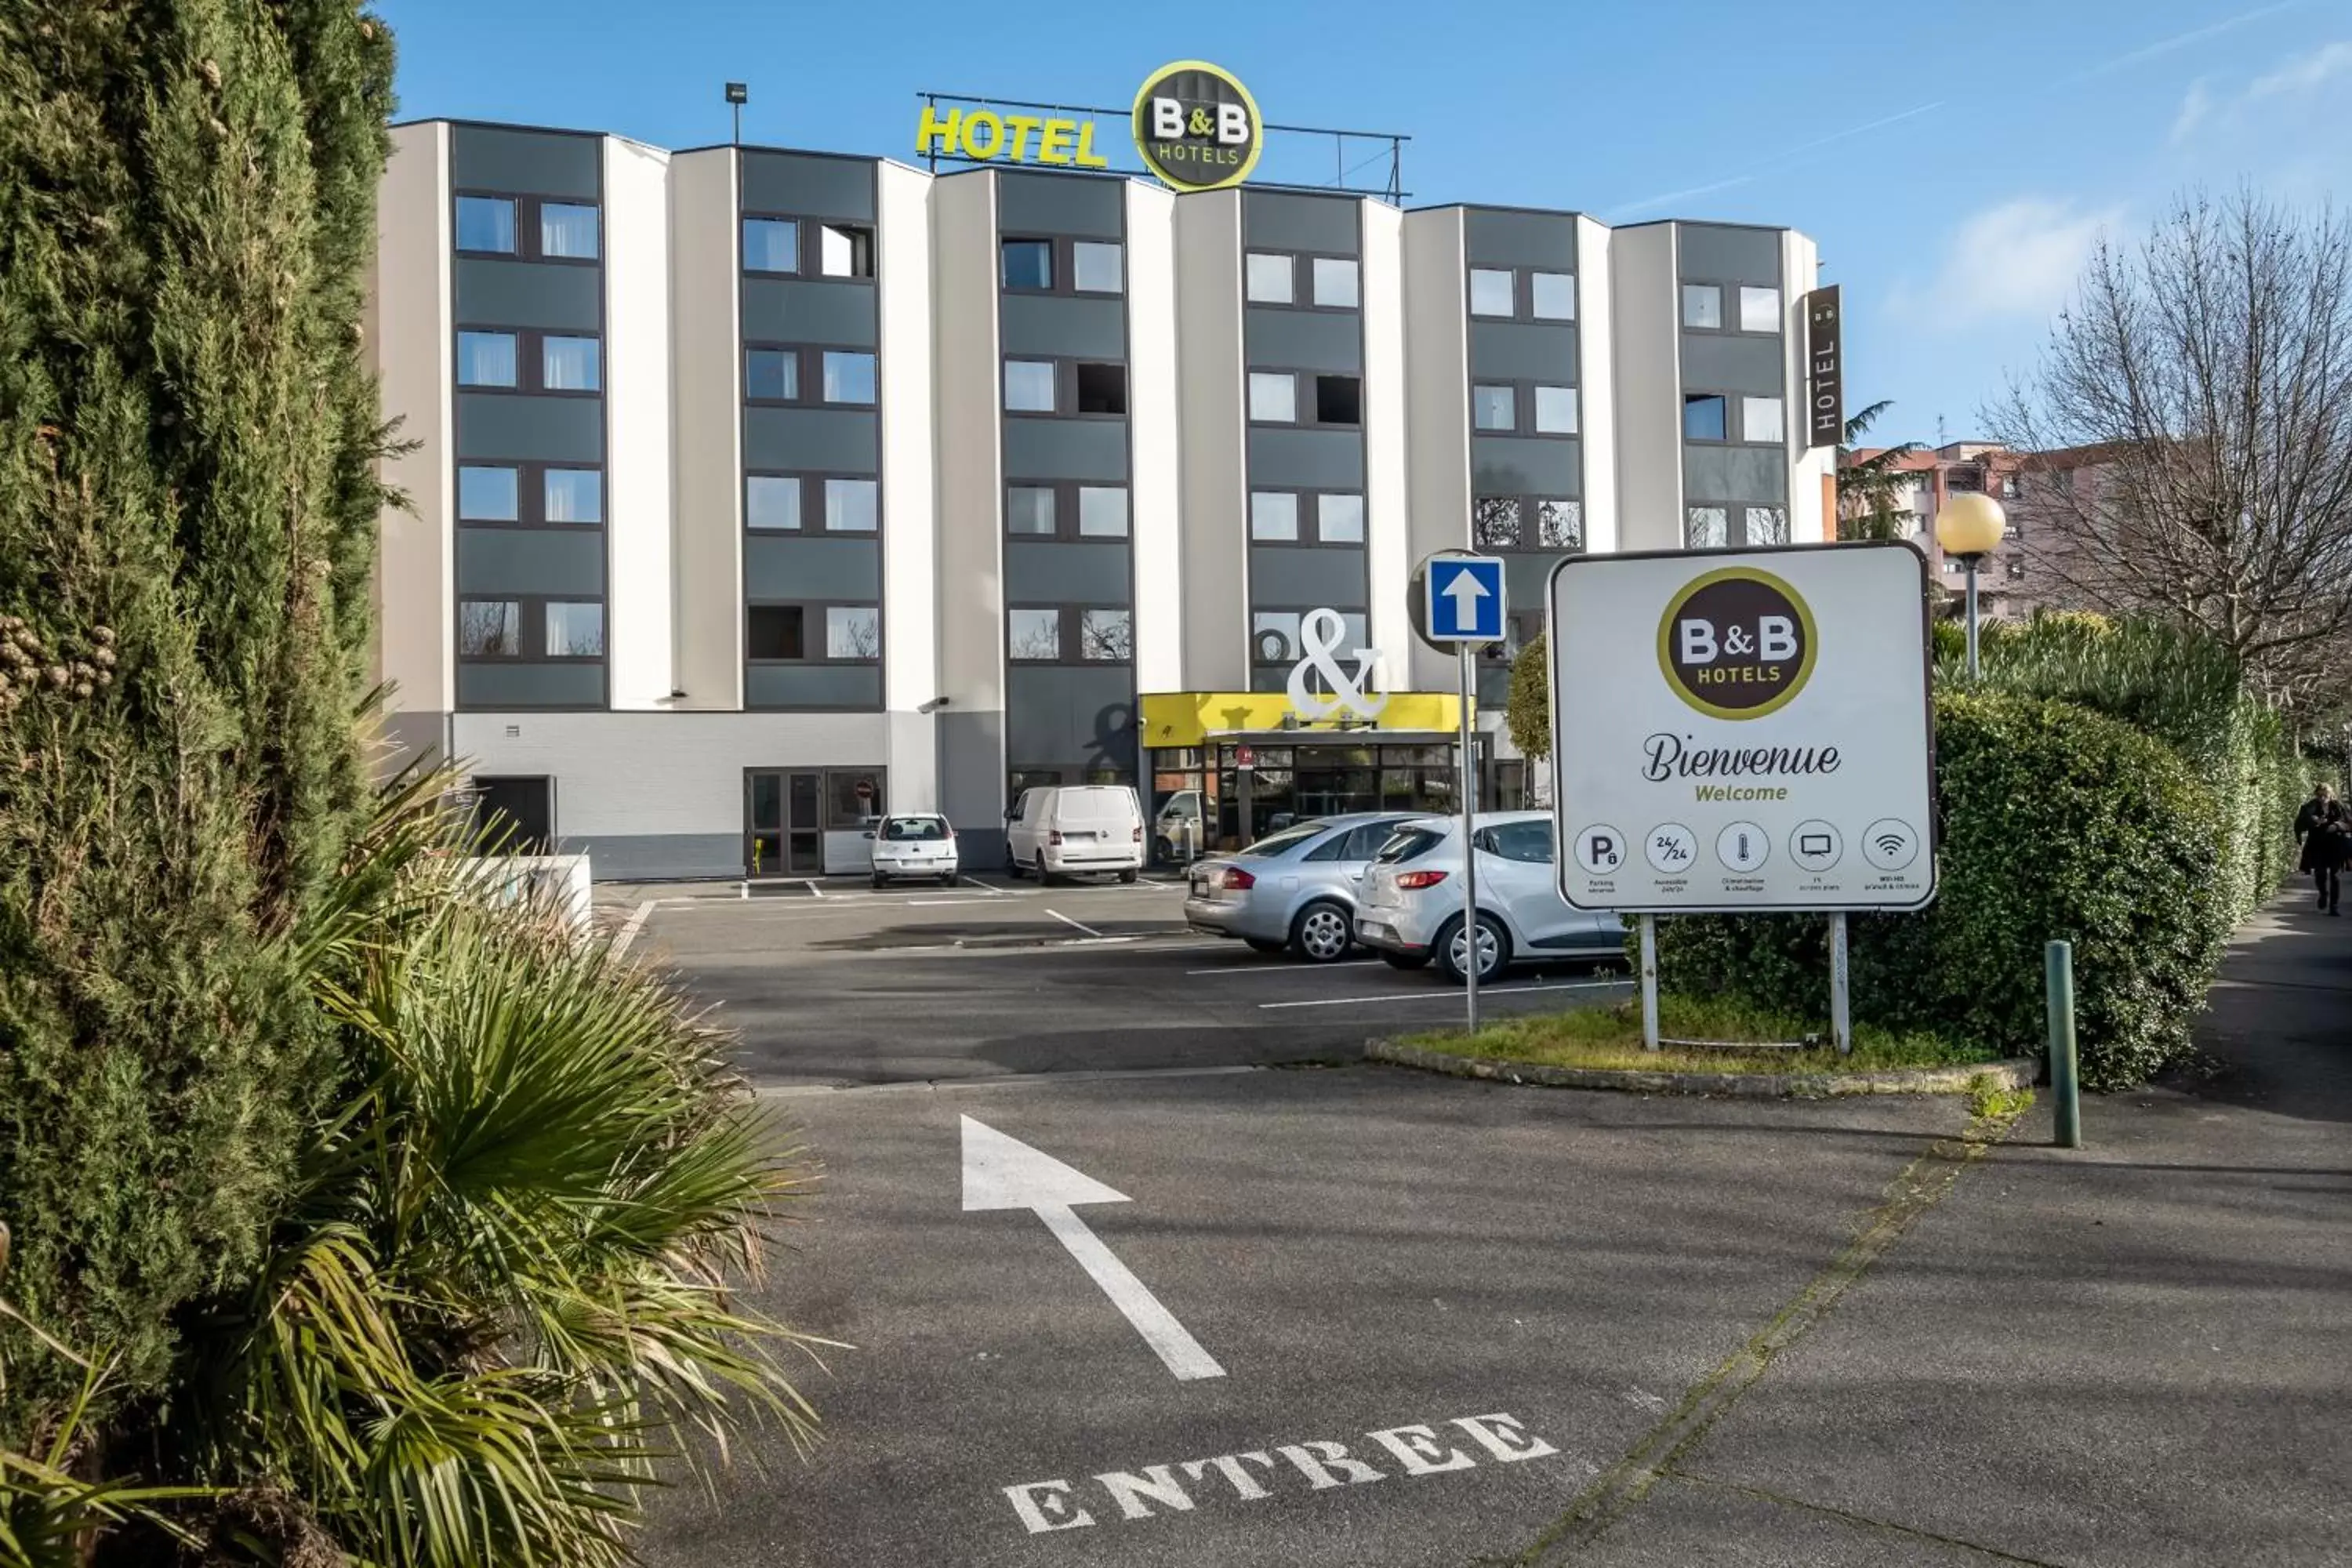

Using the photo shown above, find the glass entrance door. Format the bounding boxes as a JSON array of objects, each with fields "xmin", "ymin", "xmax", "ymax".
[{"xmin": 746, "ymin": 769, "xmax": 826, "ymax": 877}]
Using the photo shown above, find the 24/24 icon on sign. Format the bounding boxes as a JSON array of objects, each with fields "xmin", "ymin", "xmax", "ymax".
[{"xmin": 1645, "ymin": 823, "xmax": 1697, "ymax": 873}]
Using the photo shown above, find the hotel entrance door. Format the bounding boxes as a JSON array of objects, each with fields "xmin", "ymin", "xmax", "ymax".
[{"xmin": 745, "ymin": 769, "xmax": 824, "ymax": 877}]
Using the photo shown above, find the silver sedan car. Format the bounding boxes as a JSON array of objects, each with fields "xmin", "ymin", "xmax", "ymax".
[{"xmin": 1182, "ymin": 813, "xmax": 1421, "ymax": 963}]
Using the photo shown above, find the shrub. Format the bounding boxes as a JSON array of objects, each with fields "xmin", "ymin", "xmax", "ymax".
[{"xmin": 1661, "ymin": 690, "xmax": 2227, "ymax": 1088}]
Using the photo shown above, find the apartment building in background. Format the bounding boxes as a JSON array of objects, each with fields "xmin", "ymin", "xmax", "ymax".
[{"xmin": 367, "ymin": 117, "xmax": 1835, "ymax": 880}]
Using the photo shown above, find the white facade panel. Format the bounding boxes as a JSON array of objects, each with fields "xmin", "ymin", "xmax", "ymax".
[
  {"xmin": 1574, "ymin": 216, "xmax": 1619, "ymax": 556},
  {"xmin": 1172, "ymin": 190, "xmax": 1247, "ymax": 689},
  {"xmin": 1359, "ymin": 200, "xmax": 1412, "ymax": 699},
  {"xmin": 1400, "ymin": 205, "xmax": 1470, "ymax": 697},
  {"xmin": 1125, "ymin": 181, "xmax": 1184, "ymax": 695},
  {"xmin": 930, "ymin": 172, "xmax": 1004, "ymax": 717},
  {"xmin": 373, "ymin": 121, "xmax": 454, "ymax": 718},
  {"xmin": 877, "ymin": 161, "xmax": 940, "ymax": 813},
  {"xmin": 666, "ymin": 149, "xmax": 742, "ymax": 710},
  {"xmin": 1608, "ymin": 223, "xmax": 1682, "ymax": 554},
  {"xmin": 1781, "ymin": 229, "xmax": 1831, "ymax": 543},
  {"xmin": 603, "ymin": 136, "xmax": 675, "ymax": 710}
]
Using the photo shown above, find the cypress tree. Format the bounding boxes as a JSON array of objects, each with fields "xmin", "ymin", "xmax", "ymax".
[{"xmin": 0, "ymin": 0, "xmax": 395, "ymax": 1430}]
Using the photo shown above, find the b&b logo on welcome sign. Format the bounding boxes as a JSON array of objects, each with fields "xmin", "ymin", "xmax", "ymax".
[{"xmin": 1656, "ymin": 567, "xmax": 1819, "ymax": 720}]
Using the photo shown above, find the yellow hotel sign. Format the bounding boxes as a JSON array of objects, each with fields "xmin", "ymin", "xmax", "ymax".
[
  {"xmin": 915, "ymin": 104, "xmax": 1112, "ymax": 169},
  {"xmin": 1140, "ymin": 691, "xmax": 1461, "ymax": 750}
]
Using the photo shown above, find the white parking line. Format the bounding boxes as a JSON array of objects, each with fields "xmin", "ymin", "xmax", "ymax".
[
  {"xmin": 1182, "ymin": 959, "xmax": 1380, "ymax": 977},
  {"xmin": 804, "ymin": 879, "xmax": 824, "ymax": 899},
  {"xmin": 959, "ymin": 876, "xmax": 1008, "ymax": 896},
  {"xmin": 611, "ymin": 899, "xmax": 656, "ymax": 956},
  {"xmin": 1256, "ymin": 978, "xmax": 1631, "ymax": 1011},
  {"xmin": 1046, "ymin": 908, "xmax": 1104, "ymax": 938}
]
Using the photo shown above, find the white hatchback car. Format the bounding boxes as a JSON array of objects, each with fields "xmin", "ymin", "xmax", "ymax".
[
  {"xmin": 1355, "ymin": 811, "xmax": 1625, "ymax": 983},
  {"xmin": 867, "ymin": 812, "xmax": 960, "ymax": 888}
]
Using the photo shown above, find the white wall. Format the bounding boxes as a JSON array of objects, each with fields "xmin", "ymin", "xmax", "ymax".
[
  {"xmin": 666, "ymin": 149, "xmax": 742, "ymax": 710},
  {"xmin": 372, "ymin": 121, "xmax": 453, "ymax": 717},
  {"xmin": 1360, "ymin": 200, "xmax": 1413, "ymax": 697},
  {"xmin": 1400, "ymin": 205, "xmax": 1468, "ymax": 695},
  {"xmin": 1173, "ymin": 189, "xmax": 1247, "ymax": 691},
  {"xmin": 1126, "ymin": 181, "xmax": 1185, "ymax": 695},
  {"xmin": 877, "ymin": 161, "xmax": 940, "ymax": 808},
  {"xmin": 1608, "ymin": 223, "xmax": 1682, "ymax": 554},
  {"xmin": 930, "ymin": 172, "xmax": 1004, "ymax": 719},
  {"xmin": 1780, "ymin": 229, "xmax": 1831, "ymax": 543},
  {"xmin": 603, "ymin": 136, "xmax": 675, "ymax": 710},
  {"xmin": 1574, "ymin": 216, "xmax": 1620, "ymax": 555}
]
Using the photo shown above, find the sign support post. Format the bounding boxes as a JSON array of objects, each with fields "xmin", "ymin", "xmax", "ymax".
[
  {"xmin": 1410, "ymin": 549, "xmax": 1507, "ymax": 1036},
  {"xmin": 1828, "ymin": 912, "xmax": 1851, "ymax": 1055},
  {"xmin": 1638, "ymin": 915, "xmax": 1659, "ymax": 1051},
  {"xmin": 1457, "ymin": 644, "xmax": 1479, "ymax": 1035}
]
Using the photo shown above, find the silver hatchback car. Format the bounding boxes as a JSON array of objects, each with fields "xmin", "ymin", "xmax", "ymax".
[{"xmin": 1183, "ymin": 813, "xmax": 1423, "ymax": 963}]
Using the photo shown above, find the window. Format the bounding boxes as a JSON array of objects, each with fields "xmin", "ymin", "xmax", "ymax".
[
  {"xmin": 1075, "ymin": 362, "xmax": 1127, "ymax": 416},
  {"xmin": 1077, "ymin": 485, "xmax": 1128, "ymax": 537},
  {"xmin": 544, "ymin": 468, "xmax": 601, "ymax": 524},
  {"xmin": 457, "ymin": 331, "xmax": 517, "ymax": 387},
  {"xmin": 746, "ymin": 348, "xmax": 797, "ymax": 401},
  {"xmin": 1312, "ymin": 256, "xmax": 1359, "ymax": 308},
  {"xmin": 1682, "ymin": 284, "xmax": 1722, "ymax": 329},
  {"xmin": 1745, "ymin": 506, "xmax": 1790, "ymax": 545},
  {"xmin": 456, "ymin": 196, "xmax": 516, "ymax": 253},
  {"xmin": 1739, "ymin": 285, "xmax": 1780, "ymax": 332},
  {"xmin": 1538, "ymin": 499, "xmax": 1582, "ymax": 550},
  {"xmin": 1080, "ymin": 608, "xmax": 1132, "ymax": 661},
  {"xmin": 746, "ymin": 475, "xmax": 801, "ymax": 531},
  {"xmin": 747, "ymin": 605, "xmax": 805, "ymax": 660},
  {"xmin": 1245, "ymin": 251, "xmax": 1294, "ymax": 303},
  {"xmin": 742, "ymin": 217, "xmax": 798, "ymax": 274},
  {"xmin": 1248, "ymin": 372, "xmax": 1296, "ymax": 423},
  {"xmin": 1001, "ymin": 238, "xmax": 1053, "ymax": 290},
  {"xmin": 1531, "ymin": 270, "xmax": 1576, "ymax": 321},
  {"xmin": 1004, "ymin": 359, "xmax": 1056, "ymax": 412},
  {"xmin": 824, "ymin": 477, "xmax": 879, "ymax": 532},
  {"xmin": 1250, "ymin": 491, "xmax": 1299, "ymax": 542},
  {"xmin": 1469, "ymin": 267, "xmax": 1514, "ymax": 317},
  {"xmin": 1482, "ymin": 819, "xmax": 1555, "ymax": 864},
  {"xmin": 459, "ymin": 600, "xmax": 520, "ymax": 656},
  {"xmin": 826, "ymin": 606, "xmax": 880, "ymax": 659},
  {"xmin": 2000, "ymin": 474, "xmax": 2020, "ymax": 499},
  {"xmin": 1318, "ymin": 492, "xmax": 1364, "ymax": 543},
  {"xmin": 1073, "ymin": 241, "xmax": 1123, "ymax": 293},
  {"xmin": 1008, "ymin": 608, "xmax": 1060, "ymax": 660},
  {"xmin": 542, "ymin": 336, "xmax": 600, "ymax": 392},
  {"xmin": 1315, "ymin": 374, "xmax": 1362, "ymax": 426},
  {"xmin": 1472, "ymin": 384, "xmax": 1516, "ymax": 431},
  {"xmin": 540, "ymin": 202, "xmax": 600, "ymax": 260},
  {"xmin": 1741, "ymin": 395, "xmax": 1784, "ymax": 444},
  {"xmin": 819, "ymin": 223, "xmax": 873, "ymax": 278},
  {"xmin": 1534, "ymin": 386, "xmax": 1579, "ymax": 435},
  {"xmin": 1007, "ymin": 485, "xmax": 1055, "ymax": 535},
  {"xmin": 1686, "ymin": 506, "xmax": 1729, "ymax": 549},
  {"xmin": 822, "ymin": 350, "xmax": 877, "ymax": 405},
  {"xmin": 1475, "ymin": 497, "xmax": 1522, "ymax": 548},
  {"xmin": 1948, "ymin": 468, "xmax": 1984, "ymax": 492},
  {"xmin": 544, "ymin": 601, "xmax": 604, "ymax": 658},
  {"xmin": 458, "ymin": 465, "xmax": 519, "ymax": 521},
  {"xmin": 1683, "ymin": 394, "xmax": 1727, "ymax": 441}
]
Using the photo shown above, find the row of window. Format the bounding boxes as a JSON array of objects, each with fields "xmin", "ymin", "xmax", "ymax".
[
  {"xmin": 456, "ymin": 194, "xmax": 601, "ymax": 262},
  {"xmin": 1469, "ymin": 266, "xmax": 1576, "ymax": 323},
  {"xmin": 746, "ymin": 474, "xmax": 879, "ymax": 532},
  {"xmin": 749, "ymin": 603, "xmax": 880, "ymax": 662},
  {"xmin": 1253, "ymin": 609, "xmax": 1369, "ymax": 666},
  {"xmin": 746, "ymin": 346, "xmax": 877, "ymax": 405},
  {"xmin": 1250, "ymin": 490, "xmax": 1363, "ymax": 545},
  {"xmin": 1473, "ymin": 497, "xmax": 1584, "ymax": 552},
  {"xmin": 1686, "ymin": 505, "xmax": 1791, "ymax": 549},
  {"xmin": 458, "ymin": 329, "xmax": 601, "ymax": 394},
  {"xmin": 1473, "ymin": 383, "xmax": 1578, "ymax": 437},
  {"xmin": 742, "ymin": 216, "xmax": 875, "ymax": 278},
  {"xmin": 1682, "ymin": 282, "xmax": 1781, "ymax": 334},
  {"xmin": 1002, "ymin": 236, "xmax": 1124, "ymax": 295},
  {"xmin": 459, "ymin": 598, "xmax": 605, "ymax": 659},
  {"xmin": 1007, "ymin": 605, "xmax": 1133, "ymax": 663},
  {"xmin": 1247, "ymin": 370, "xmax": 1361, "ymax": 427},
  {"xmin": 1683, "ymin": 392, "xmax": 1783, "ymax": 445},
  {"xmin": 459, "ymin": 463, "xmax": 604, "ymax": 525},
  {"xmin": 1008, "ymin": 482, "xmax": 1128, "ymax": 539},
  {"xmin": 1005, "ymin": 358, "xmax": 1129, "ymax": 417},
  {"xmin": 1247, "ymin": 252, "xmax": 1360, "ymax": 311}
]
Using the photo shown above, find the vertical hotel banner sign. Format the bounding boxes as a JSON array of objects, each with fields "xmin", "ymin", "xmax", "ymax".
[{"xmin": 1804, "ymin": 285, "xmax": 1842, "ymax": 447}]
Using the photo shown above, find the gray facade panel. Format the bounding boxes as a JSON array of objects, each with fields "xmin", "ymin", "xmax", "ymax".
[
  {"xmin": 456, "ymin": 662, "xmax": 604, "ymax": 708},
  {"xmin": 1468, "ymin": 321, "xmax": 1578, "ymax": 382},
  {"xmin": 1243, "ymin": 192, "xmax": 1360, "ymax": 256},
  {"xmin": 1244, "ymin": 308, "xmax": 1361, "ymax": 374},
  {"xmin": 1247, "ymin": 427, "xmax": 1364, "ymax": 490},
  {"xmin": 1001, "ymin": 417, "xmax": 1129, "ymax": 482},
  {"xmin": 746, "ymin": 663, "xmax": 884, "ymax": 709},
  {"xmin": 1676, "ymin": 223, "xmax": 1783, "ymax": 285},
  {"xmin": 744, "ymin": 535, "xmax": 882, "ymax": 601},
  {"xmin": 1248, "ymin": 546, "xmax": 1367, "ymax": 609},
  {"xmin": 740, "ymin": 278, "xmax": 877, "ymax": 348},
  {"xmin": 568, "ymin": 832, "xmax": 742, "ymax": 881},
  {"xmin": 1472, "ymin": 437, "xmax": 1581, "ymax": 497},
  {"xmin": 1681, "ymin": 332, "xmax": 1786, "ymax": 395},
  {"xmin": 940, "ymin": 707, "xmax": 1007, "ymax": 837},
  {"xmin": 997, "ymin": 171, "xmax": 1123, "ymax": 238},
  {"xmin": 742, "ymin": 407, "xmax": 880, "ymax": 472},
  {"xmin": 456, "ymin": 394, "xmax": 604, "ymax": 463},
  {"xmin": 1464, "ymin": 209, "xmax": 1578, "ymax": 270},
  {"xmin": 379, "ymin": 710, "xmax": 446, "ymax": 775},
  {"xmin": 454, "ymin": 259, "xmax": 602, "ymax": 332},
  {"xmin": 1004, "ymin": 540, "xmax": 1132, "ymax": 604},
  {"xmin": 1504, "ymin": 556, "xmax": 1566, "ymax": 612},
  {"xmin": 999, "ymin": 294, "xmax": 1127, "ymax": 361},
  {"xmin": 740, "ymin": 152, "xmax": 876, "ymax": 221},
  {"xmin": 1684, "ymin": 445, "xmax": 1790, "ymax": 503},
  {"xmin": 457, "ymin": 527, "xmax": 607, "ymax": 597},
  {"xmin": 452, "ymin": 125, "xmax": 601, "ymax": 199},
  {"xmin": 1006, "ymin": 666, "xmax": 1136, "ymax": 770}
]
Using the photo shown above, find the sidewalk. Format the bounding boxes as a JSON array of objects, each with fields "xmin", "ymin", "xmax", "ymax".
[{"xmin": 1575, "ymin": 897, "xmax": 2352, "ymax": 1566}]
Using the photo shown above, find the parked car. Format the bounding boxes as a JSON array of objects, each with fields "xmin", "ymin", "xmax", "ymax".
[
  {"xmin": 1182, "ymin": 812, "xmax": 1421, "ymax": 964},
  {"xmin": 1006, "ymin": 785, "xmax": 1146, "ymax": 884},
  {"xmin": 1153, "ymin": 789, "xmax": 1204, "ymax": 865},
  {"xmin": 1355, "ymin": 811, "xmax": 1625, "ymax": 983},
  {"xmin": 867, "ymin": 812, "xmax": 959, "ymax": 888}
]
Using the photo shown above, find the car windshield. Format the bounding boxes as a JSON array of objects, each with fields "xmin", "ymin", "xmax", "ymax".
[
  {"xmin": 1238, "ymin": 822, "xmax": 1327, "ymax": 858},
  {"xmin": 1373, "ymin": 825, "xmax": 1449, "ymax": 864},
  {"xmin": 883, "ymin": 817, "xmax": 947, "ymax": 840}
]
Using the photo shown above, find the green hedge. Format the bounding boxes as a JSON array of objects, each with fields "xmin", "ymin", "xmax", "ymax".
[{"xmin": 1660, "ymin": 690, "xmax": 2227, "ymax": 1089}]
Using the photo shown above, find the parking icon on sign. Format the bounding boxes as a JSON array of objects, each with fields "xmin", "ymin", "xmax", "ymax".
[{"xmin": 1576, "ymin": 826, "xmax": 1625, "ymax": 875}]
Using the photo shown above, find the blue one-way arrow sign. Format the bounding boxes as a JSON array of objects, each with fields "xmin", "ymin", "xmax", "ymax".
[{"xmin": 1425, "ymin": 555, "xmax": 1505, "ymax": 643}]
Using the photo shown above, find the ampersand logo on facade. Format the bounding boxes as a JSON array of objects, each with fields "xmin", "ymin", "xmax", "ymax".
[
  {"xmin": 1132, "ymin": 61, "xmax": 1262, "ymax": 193},
  {"xmin": 1656, "ymin": 567, "xmax": 1818, "ymax": 720}
]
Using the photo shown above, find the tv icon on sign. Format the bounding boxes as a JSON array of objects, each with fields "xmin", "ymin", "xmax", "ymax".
[
  {"xmin": 1576, "ymin": 826, "xmax": 1626, "ymax": 876},
  {"xmin": 1790, "ymin": 821, "xmax": 1842, "ymax": 873}
]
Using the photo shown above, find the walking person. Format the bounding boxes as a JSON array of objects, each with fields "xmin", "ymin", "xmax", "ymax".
[{"xmin": 2293, "ymin": 782, "xmax": 2348, "ymax": 916}]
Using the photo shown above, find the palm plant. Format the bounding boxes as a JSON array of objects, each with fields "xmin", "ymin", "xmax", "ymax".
[{"xmin": 1837, "ymin": 401, "xmax": 1923, "ymax": 543}]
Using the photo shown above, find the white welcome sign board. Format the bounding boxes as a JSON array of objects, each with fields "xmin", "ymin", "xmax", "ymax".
[{"xmin": 1546, "ymin": 543, "xmax": 1936, "ymax": 914}]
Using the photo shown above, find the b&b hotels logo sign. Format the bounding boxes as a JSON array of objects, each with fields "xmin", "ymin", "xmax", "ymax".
[
  {"xmin": 1656, "ymin": 567, "xmax": 1818, "ymax": 720},
  {"xmin": 915, "ymin": 61, "xmax": 1264, "ymax": 193}
]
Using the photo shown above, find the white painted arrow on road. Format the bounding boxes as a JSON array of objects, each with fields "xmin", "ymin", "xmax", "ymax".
[{"xmin": 960, "ymin": 1115, "xmax": 1225, "ymax": 1381}]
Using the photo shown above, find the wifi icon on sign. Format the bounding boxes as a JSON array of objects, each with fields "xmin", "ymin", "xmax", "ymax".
[
  {"xmin": 1874, "ymin": 833, "xmax": 1907, "ymax": 857},
  {"xmin": 1862, "ymin": 819, "xmax": 1918, "ymax": 871}
]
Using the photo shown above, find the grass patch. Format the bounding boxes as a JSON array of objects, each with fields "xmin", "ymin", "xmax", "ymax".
[{"xmin": 1397, "ymin": 991, "xmax": 1999, "ymax": 1076}]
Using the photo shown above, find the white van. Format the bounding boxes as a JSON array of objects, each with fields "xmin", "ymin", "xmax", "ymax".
[{"xmin": 1006, "ymin": 785, "xmax": 1146, "ymax": 884}]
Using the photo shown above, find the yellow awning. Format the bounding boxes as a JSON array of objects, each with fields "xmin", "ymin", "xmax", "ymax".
[{"xmin": 1138, "ymin": 691, "xmax": 1462, "ymax": 750}]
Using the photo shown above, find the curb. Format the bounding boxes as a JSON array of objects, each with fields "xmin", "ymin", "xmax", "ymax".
[{"xmin": 1364, "ymin": 1040, "xmax": 2040, "ymax": 1099}]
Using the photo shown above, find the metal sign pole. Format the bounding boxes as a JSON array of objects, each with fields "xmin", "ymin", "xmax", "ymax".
[
  {"xmin": 1828, "ymin": 911, "xmax": 1851, "ymax": 1054},
  {"xmin": 1457, "ymin": 644, "xmax": 1479, "ymax": 1035},
  {"xmin": 1638, "ymin": 914, "xmax": 1659, "ymax": 1051}
]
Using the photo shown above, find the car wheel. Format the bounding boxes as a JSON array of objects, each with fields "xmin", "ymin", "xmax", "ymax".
[
  {"xmin": 941, "ymin": 872, "xmax": 957, "ymax": 887},
  {"xmin": 1244, "ymin": 937, "xmax": 1287, "ymax": 955},
  {"xmin": 1435, "ymin": 913, "xmax": 1510, "ymax": 985},
  {"xmin": 1381, "ymin": 951, "xmax": 1432, "ymax": 971},
  {"xmin": 1289, "ymin": 899, "xmax": 1354, "ymax": 964},
  {"xmin": 870, "ymin": 873, "xmax": 886, "ymax": 891},
  {"xmin": 1038, "ymin": 865, "xmax": 1058, "ymax": 887},
  {"xmin": 1117, "ymin": 867, "xmax": 1140, "ymax": 884},
  {"xmin": 1005, "ymin": 852, "xmax": 1025, "ymax": 879}
]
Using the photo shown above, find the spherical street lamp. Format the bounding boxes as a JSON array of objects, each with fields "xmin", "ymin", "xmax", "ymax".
[{"xmin": 1936, "ymin": 492, "xmax": 2007, "ymax": 678}]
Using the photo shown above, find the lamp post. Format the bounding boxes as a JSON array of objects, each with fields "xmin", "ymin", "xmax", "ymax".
[
  {"xmin": 1936, "ymin": 492, "xmax": 2007, "ymax": 678},
  {"xmin": 724, "ymin": 82, "xmax": 748, "ymax": 146}
]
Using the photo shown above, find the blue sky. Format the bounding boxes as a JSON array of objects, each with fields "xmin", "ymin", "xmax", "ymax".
[{"xmin": 380, "ymin": 0, "xmax": 2349, "ymax": 447}]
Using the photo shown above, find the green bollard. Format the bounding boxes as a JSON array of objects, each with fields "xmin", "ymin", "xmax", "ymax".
[{"xmin": 2045, "ymin": 940, "xmax": 2082, "ymax": 1149}]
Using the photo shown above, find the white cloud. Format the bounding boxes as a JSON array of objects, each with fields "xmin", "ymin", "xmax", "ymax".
[
  {"xmin": 1899, "ymin": 198, "xmax": 2121, "ymax": 328},
  {"xmin": 2171, "ymin": 78, "xmax": 2214, "ymax": 144},
  {"xmin": 2248, "ymin": 38, "xmax": 2352, "ymax": 98},
  {"xmin": 2172, "ymin": 38, "xmax": 2352, "ymax": 143}
]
